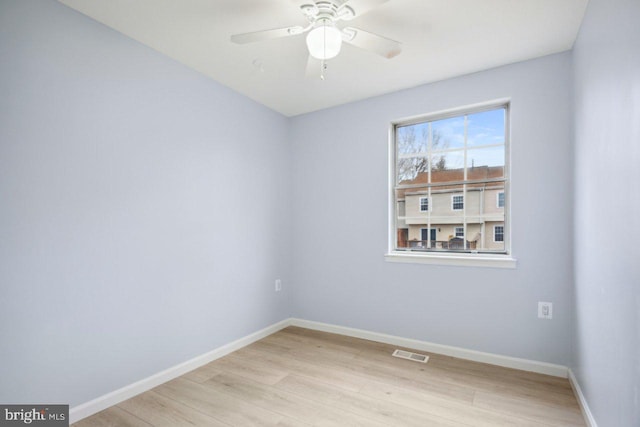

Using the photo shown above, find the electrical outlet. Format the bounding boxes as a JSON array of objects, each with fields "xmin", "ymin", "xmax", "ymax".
[
  {"xmin": 275, "ymin": 279, "xmax": 282, "ymax": 292},
  {"xmin": 538, "ymin": 302, "xmax": 553, "ymax": 319}
]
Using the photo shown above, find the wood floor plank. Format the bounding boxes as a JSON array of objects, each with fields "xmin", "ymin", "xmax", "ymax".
[
  {"xmin": 153, "ymin": 377, "xmax": 284, "ymax": 426},
  {"xmin": 236, "ymin": 345, "xmax": 369, "ymax": 392},
  {"xmin": 262, "ymin": 332, "xmax": 360, "ymax": 365},
  {"xmin": 207, "ymin": 352, "xmax": 289, "ymax": 385},
  {"xmin": 432, "ymin": 354, "xmax": 573, "ymax": 392},
  {"xmin": 274, "ymin": 373, "xmax": 467, "ymax": 427},
  {"xmin": 73, "ymin": 406, "xmax": 152, "ymax": 427},
  {"xmin": 279, "ymin": 327, "xmax": 369, "ymax": 355},
  {"xmin": 473, "ymin": 390, "xmax": 585, "ymax": 426},
  {"xmin": 329, "ymin": 350, "xmax": 477, "ymax": 403},
  {"xmin": 204, "ymin": 372, "xmax": 389, "ymax": 427},
  {"xmin": 73, "ymin": 328, "xmax": 586, "ymax": 427},
  {"xmin": 117, "ymin": 390, "xmax": 230, "ymax": 427},
  {"xmin": 181, "ymin": 361, "xmax": 222, "ymax": 384},
  {"xmin": 358, "ymin": 380, "xmax": 552, "ymax": 427}
]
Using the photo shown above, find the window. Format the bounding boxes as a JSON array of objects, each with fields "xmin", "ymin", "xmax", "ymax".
[
  {"xmin": 452, "ymin": 195, "xmax": 464, "ymax": 210},
  {"xmin": 419, "ymin": 197, "xmax": 430, "ymax": 212},
  {"xmin": 388, "ymin": 101, "xmax": 513, "ymax": 267}
]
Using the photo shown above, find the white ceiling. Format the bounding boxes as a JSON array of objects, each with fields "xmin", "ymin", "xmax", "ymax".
[{"xmin": 58, "ymin": 0, "xmax": 588, "ymax": 117}]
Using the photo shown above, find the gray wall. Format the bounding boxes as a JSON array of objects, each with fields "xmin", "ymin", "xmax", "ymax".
[
  {"xmin": 290, "ymin": 53, "xmax": 575, "ymax": 365},
  {"xmin": 0, "ymin": 0, "xmax": 290, "ymax": 406},
  {"xmin": 572, "ymin": 0, "xmax": 640, "ymax": 425}
]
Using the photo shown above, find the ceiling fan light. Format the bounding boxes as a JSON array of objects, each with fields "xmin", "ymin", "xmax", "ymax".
[{"xmin": 306, "ymin": 24, "xmax": 342, "ymax": 60}]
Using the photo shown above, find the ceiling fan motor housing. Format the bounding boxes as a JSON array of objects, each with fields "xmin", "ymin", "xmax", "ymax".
[{"xmin": 302, "ymin": 1, "xmax": 355, "ymax": 24}]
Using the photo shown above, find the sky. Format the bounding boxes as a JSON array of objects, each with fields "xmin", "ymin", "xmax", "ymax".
[{"xmin": 397, "ymin": 107, "xmax": 506, "ymax": 172}]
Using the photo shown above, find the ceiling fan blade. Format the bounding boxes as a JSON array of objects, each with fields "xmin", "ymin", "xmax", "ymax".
[
  {"xmin": 230, "ymin": 26, "xmax": 306, "ymax": 44},
  {"xmin": 338, "ymin": 0, "xmax": 389, "ymax": 20},
  {"xmin": 342, "ymin": 27, "xmax": 401, "ymax": 58}
]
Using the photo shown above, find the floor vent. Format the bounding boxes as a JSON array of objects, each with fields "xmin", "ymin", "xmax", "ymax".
[{"xmin": 392, "ymin": 349, "xmax": 429, "ymax": 363}]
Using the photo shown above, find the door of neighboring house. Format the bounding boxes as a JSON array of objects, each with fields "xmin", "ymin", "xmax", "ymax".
[
  {"xmin": 421, "ymin": 228, "xmax": 436, "ymax": 248},
  {"xmin": 397, "ymin": 228, "xmax": 408, "ymax": 248}
]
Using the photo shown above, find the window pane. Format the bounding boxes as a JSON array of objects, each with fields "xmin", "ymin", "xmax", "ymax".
[
  {"xmin": 466, "ymin": 146, "xmax": 505, "ymax": 174},
  {"xmin": 397, "ymin": 123, "xmax": 428, "ymax": 155},
  {"xmin": 491, "ymin": 224, "xmax": 505, "ymax": 252},
  {"xmin": 419, "ymin": 197, "xmax": 429, "ymax": 212},
  {"xmin": 397, "ymin": 156, "xmax": 428, "ymax": 183},
  {"xmin": 431, "ymin": 184, "xmax": 463, "ymax": 219},
  {"xmin": 452, "ymin": 194, "xmax": 464, "ymax": 210},
  {"xmin": 432, "ymin": 116, "xmax": 465, "ymax": 150},
  {"xmin": 467, "ymin": 108, "xmax": 505, "ymax": 147},
  {"xmin": 430, "ymin": 150, "xmax": 465, "ymax": 181}
]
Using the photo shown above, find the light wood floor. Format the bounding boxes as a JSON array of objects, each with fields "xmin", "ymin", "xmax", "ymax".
[{"xmin": 73, "ymin": 327, "xmax": 586, "ymax": 426}]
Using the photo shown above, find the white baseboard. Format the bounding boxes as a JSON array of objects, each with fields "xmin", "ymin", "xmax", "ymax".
[
  {"xmin": 69, "ymin": 318, "xmax": 292, "ymax": 424},
  {"xmin": 568, "ymin": 369, "xmax": 598, "ymax": 427},
  {"xmin": 290, "ymin": 318, "xmax": 568, "ymax": 378}
]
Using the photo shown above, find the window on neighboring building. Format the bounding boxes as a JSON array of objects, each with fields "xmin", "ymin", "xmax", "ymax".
[
  {"xmin": 419, "ymin": 197, "xmax": 429, "ymax": 212},
  {"xmin": 452, "ymin": 195, "xmax": 464, "ymax": 210},
  {"xmin": 390, "ymin": 102, "xmax": 510, "ymax": 261}
]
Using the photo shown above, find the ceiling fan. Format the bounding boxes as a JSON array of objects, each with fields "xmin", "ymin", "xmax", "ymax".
[{"xmin": 230, "ymin": 0, "xmax": 401, "ymax": 79}]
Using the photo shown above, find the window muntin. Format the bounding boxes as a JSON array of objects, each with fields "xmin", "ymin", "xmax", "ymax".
[
  {"xmin": 452, "ymin": 195, "xmax": 464, "ymax": 210},
  {"xmin": 419, "ymin": 197, "xmax": 429, "ymax": 212},
  {"xmin": 392, "ymin": 103, "xmax": 509, "ymax": 255}
]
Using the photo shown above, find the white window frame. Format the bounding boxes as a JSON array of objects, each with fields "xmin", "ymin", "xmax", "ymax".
[
  {"xmin": 497, "ymin": 191, "xmax": 505, "ymax": 208},
  {"xmin": 451, "ymin": 194, "xmax": 464, "ymax": 211},
  {"xmin": 454, "ymin": 226, "xmax": 464, "ymax": 238},
  {"xmin": 494, "ymin": 225, "xmax": 505, "ymax": 242},
  {"xmin": 419, "ymin": 196, "xmax": 430, "ymax": 212},
  {"xmin": 386, "ymin": 99, "xmax": 516, "ymax": 269}
]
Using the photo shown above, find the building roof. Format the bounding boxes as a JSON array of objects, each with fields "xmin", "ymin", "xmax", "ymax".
[{"xmin": 397, "ymin": 166, "xmax": 505, "ymax": 199}]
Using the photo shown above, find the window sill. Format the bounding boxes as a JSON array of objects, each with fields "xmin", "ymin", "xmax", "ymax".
[{"xmin": 384, "ymin": 251, "xmax": 517, "ymax": 269}]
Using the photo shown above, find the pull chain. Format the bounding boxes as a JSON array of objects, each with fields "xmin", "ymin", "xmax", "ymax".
[{"xmin": 321, "ymin": 22, "xmax": 327, "ymax": 80}]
